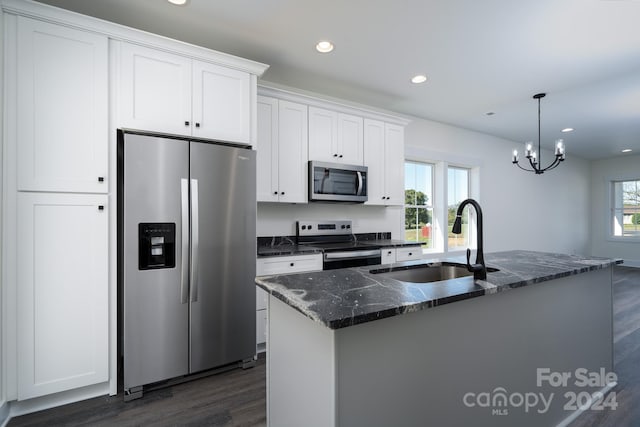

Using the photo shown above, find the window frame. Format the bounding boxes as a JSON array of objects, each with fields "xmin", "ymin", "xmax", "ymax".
[
  {"xmin": 403, "ymin": 161, "xmax": 435, "ymax": 251},
  {"xmin": 609, "ymin": 178, "xmax": 640, "ymax": 241},
  {"xmin": 446, "ymin": 165, "xmax": 472, "ymax": 253},
  {"xmin": 403, "ymin": 151, "xmax": 480, "ymax": 257}
]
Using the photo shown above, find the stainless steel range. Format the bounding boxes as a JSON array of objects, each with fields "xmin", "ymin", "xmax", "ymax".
[{"xmin": 296, "ymin": 220, "xmax": 381, "ymax": 270}]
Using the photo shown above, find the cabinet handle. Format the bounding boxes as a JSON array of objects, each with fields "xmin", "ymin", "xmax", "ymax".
[
  {"xmin": 408, "ymin": 252, "xmax": 413, "ymax": 256},
  {"xmin": 98, "ymin": 177, "xmax": 104, "ymax": 182},
  {"xmin": 333, "ymin": 154, "xmax": 338, "ymax": 157},
  {"xmin": 185, "ymin": 121, "xmax": 190, "ymax": 126},
  {"xmin": 387, "ymin": 251, "xmax": 392, "ymax": 255},
  {"xmin": 195, "ymin": 122, "xmax": 200, "ymax": 128},
  {"xmin": 290, "ymin": 262, "xmax": 295, "ymax": 267},
  {"xmin": 281, "ymin": 192, "xmax": 285, "ymax": 195},
  {"xmin": 273, "ymin": 191, "xmax": 278, "ymax": 195},
  {"xmin": 98, "ymin": 205, "xmax": 104, "ymax": 211},
  {"xmin": 339, "ymin": 154, "xmax": 343, "ymax": 158}
]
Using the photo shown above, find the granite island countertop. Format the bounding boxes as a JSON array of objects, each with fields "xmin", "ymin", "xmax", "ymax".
[{"xmin": 255, "ymin": 250, "xmax": 622, "ymax": 329}]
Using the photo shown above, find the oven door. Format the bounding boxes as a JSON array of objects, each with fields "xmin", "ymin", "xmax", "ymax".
[
  {"xmin": 309, "ymin": 161, "xmax": 368, "ymax": 203},
  {"xmin": 323, "ymin": 249, "xmax": 381, "ymax": 270}
]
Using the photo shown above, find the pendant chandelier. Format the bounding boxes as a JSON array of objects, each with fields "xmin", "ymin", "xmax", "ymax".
[{"xmin": 512, "ymin": 93, "xmax": 565, "ymax": 174}]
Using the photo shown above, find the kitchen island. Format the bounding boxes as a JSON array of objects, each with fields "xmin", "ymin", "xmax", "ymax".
[{"xmin": 255, "ymin": 250, "xmax": 621, "ymax": 427}]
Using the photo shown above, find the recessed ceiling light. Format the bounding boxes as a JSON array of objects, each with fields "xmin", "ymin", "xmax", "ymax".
[
  {"xmin": 411, "ymin": 75, "xmax": 427, "ymax": 84},
  {"xmin": 168, "ymin": 0, "xmax": 187, "ymax": 5},
  {"xmin": 561, "ymin": 128, "xmax": 574, "ymax": 133},
  {"xmin": 315, "ymin": 41, "xmax": 334, "ymax": 53},
  {"xmin": 622, "ymin": 149, "xmax": 633, "ymax": 153}
]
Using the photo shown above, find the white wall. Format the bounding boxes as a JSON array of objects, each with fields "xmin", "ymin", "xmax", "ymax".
[
  {"xmin": 590, "ymin": 154, "xmax": 640, "ymax": 266},
  {"xmin": 404, "ymin": 118, "xmax": 592, "ymax": 255}
]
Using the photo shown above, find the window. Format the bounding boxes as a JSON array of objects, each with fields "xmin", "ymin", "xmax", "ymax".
[
  {"xmin": 448, "ymin": 167, "xmax": 470, "ymax": 250},
  {"xmin": 404, "ymin": 162, "xmax": 434, "ymax": 249},
  {"xmin": 611, "ymin": 179, "xmax": 640, "ymax": 238}
]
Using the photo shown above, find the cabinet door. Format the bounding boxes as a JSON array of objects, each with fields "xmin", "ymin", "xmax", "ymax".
[
  {"xmin": 119, "ymin": 42, "xmax": 192, "ymax": 135},
  {"xmin": 308, "ymin": 107, "xmax": 337, "ymax": 162},
  {"xmin": 384, "ymin": 124, "xmax": 405, "ymax": 206},
  {"xmin": 257, "ymin": 96, "xmax": 279, "ymax": 202},
  {"xmin": 364, "ymin": 119, "xmax": 386, "ymax": 205},
  {"xmin": 337, "ymin": 113, "xmax": 363, "ymax": 165},
  {"xmin": 192, "ymin": 60, "xmax": 251, "ymax": 144},
  {"xmin": 17, "ymin": 193, "xmax": 108, "ymax": 400},
  {"xmin": 17, "ymin": 17, "xmax": 108, "ymax": 193},
  {"xmin": 278, "ymin": 101, "xmax": 308, "ymax": 203}
]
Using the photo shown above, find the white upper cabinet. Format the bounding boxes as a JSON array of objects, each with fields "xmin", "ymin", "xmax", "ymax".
[
  {"xmin": 337, "ymin": 113, "xmax": 364, "ymax": 164},
  {"xmin": 364, "ymin": 119, "xmax": 405, "ymax": 206},
  {"xmin": 384, "ymin": 123, "xmax": 405, "ymax": 205},
  {"xmin": 119, "ymin": 43, "xmax": 251, "ymax": 144},
  {"xmin": 256, "ymin": 96, "xmax": 308, "ymax": 203},
  {"xmin": 119, "ymin": 43, "xmax": 192, "ymax": 136},
  {"xmin": 192, "ymin": 60, "xmax": 250, "ymax": 142},
  {"xmin": 17, "ymin": 17, "xmax": 108, "ymax": 193},
  {"xmin": 17, "ymin": 192, "xmax": 109, "ymax": 400},
  {"xmin": 308, "ymin": 107, "xmax": 363, "ymax": 165},
  {"xmin": 278, "ymin": 100, "xmax": 309, "ymax": 203},
  {"xmin": 257, "ymin": 96, "xmax": 279, "ymax": 202}
]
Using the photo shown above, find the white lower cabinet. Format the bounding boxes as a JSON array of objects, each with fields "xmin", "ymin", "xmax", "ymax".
[
  {"xmin": 17, "ymin": 193, "xmax": 109, "ymax": 400},
  {"xmin": 380, "ymin": 247, "xmax": 423, "ymax": 264},
  {"xmin": 255, "ymin": 254, "xmax": 323, "ymax": 350}
]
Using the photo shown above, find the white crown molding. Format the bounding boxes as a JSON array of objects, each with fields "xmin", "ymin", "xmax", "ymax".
[
  {"xmin": 1, "ymin": 0, "xmax": 269, "ymax": 76},
  {"xmin": 258, "ymin": 81, "xmax": 411, "ymax": 127}
]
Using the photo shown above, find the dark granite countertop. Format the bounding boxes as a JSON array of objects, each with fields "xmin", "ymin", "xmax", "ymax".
[
  {"xmin": 256, "ymin": 238, "xmax": 419, "ymax": 257},
  {"xmin": 360, "ymin": 239, "xmax": 421, "ymax": 248},
  {"xmin": 255, "ymin": 250, "xmax": 622, "ymax": 330},
  {"xmin": 257, "ymin": 244, "xmax": 323, "ymax": 257}
]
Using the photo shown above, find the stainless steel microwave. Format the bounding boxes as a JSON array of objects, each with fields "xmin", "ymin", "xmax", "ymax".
[{"xmin": 308, "ymin": 161, "xmax": 368, "ymax": 203}]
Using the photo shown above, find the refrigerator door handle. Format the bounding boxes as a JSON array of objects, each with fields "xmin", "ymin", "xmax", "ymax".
[
  {"xmin": 180, "ymin": 179, "xmax": 189, "ymax": 304},
  {"xmin": 190, "ymin": 178, "xmax": 199, "ymax": 302}
]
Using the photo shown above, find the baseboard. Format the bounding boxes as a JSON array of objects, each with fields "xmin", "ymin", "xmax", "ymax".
[
  {"xmin": 555, "ymin": 381, "xmax": 617, "ymax": 427},
  {"xmin": 0, "ymin": 401, "xmax": 9, "ymax": 427},
  {"xmin": 8, "ymin": 382, "xmax": 109, "ymax": 419}
]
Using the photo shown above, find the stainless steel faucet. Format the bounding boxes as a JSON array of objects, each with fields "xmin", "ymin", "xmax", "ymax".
[{"xmin": 451, "ymin": 198, "xmax": 486, "ymax": 280}]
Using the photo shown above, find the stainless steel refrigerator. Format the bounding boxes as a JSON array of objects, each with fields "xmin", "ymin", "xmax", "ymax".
[{"xmin": 118, "ymin": 130, "xmax": 256, "ymax": 400}]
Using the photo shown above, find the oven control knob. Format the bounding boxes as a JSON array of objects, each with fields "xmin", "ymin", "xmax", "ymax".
[
  {"xmin": 341, "ymin": 225, "xmax": 346, "ymax": 229},
  {"xmin": 301, "ymin": 225, "xmax": 306, "ymax": 230},
  {"xmin": 308, "ymin": 225, "xmax": 313, "ymax": 230},
  {"xmin": 346, "ymin": 225, "xmax": 351, "ymax": 229}
]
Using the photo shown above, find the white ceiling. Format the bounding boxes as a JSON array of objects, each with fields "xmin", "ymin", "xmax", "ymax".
[{"xmin": 35, "ymin": 0, "xmax": 640, "ymax": 160}]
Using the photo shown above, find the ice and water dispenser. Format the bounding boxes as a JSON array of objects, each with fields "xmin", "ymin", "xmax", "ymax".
[{"xmin": 138, "ymin": 223, "xmax": 176, "ymax": 270}]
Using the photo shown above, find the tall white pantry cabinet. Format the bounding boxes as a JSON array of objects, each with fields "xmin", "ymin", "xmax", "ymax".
[
  {"xmin": 1, "ymin": 0, "xmax": 267, "ymax": 413},
  {"xmin": 14, "ymin": 16, "xmax": 110, "ymax": 400}
]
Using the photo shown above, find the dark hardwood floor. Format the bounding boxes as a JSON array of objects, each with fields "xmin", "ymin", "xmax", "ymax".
[
  {"xmin": 8, "ymin": 356, "xmax": 266, "ymax": 427},
  {"xmin": 8, "ymin": 266, "xmax": 640, "ymax": 427}
]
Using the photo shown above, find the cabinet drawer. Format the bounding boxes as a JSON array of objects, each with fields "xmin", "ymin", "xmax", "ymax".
[
  {"xmin": 396, "ymin": 247, "xmax": 422, "ymax": 262},
  {"xmin": 256, "ymin": 254, "xmax": 322, "ymax": 276},
  {"xmin": 381, "ymin": 248, "xmax": 396, "ymax": 264}
]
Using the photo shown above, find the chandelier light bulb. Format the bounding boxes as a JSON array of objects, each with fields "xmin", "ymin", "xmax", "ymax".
[
  {"xmin": 525, "ymin": 143, "xmax": 533, "ymax": 157},
  {"xmin": 512, "ymin": 149, "xmax": 518, "ymax": 163}
]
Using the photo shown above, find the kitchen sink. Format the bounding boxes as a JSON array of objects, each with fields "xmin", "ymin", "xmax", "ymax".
[{"xmin": 370, "ymin": 263, "xmax": 498, "ymax": 283}]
